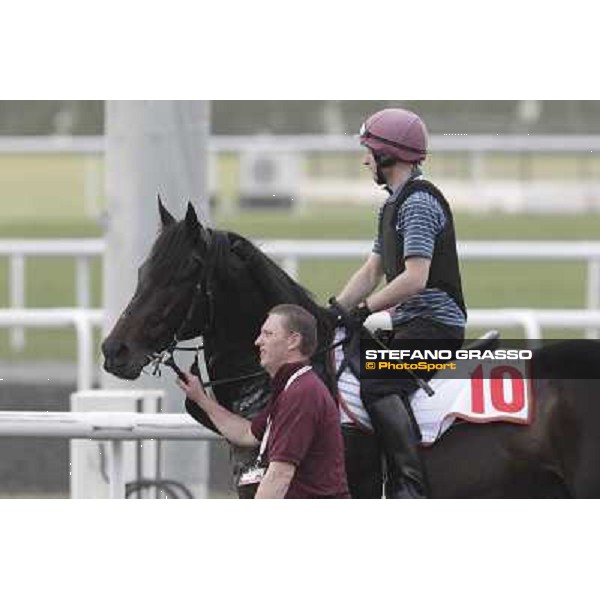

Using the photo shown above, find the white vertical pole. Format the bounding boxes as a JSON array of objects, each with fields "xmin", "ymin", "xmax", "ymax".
[
  {"xmin": 76, "ymin": 256, "xmax": 91, "ymax": 308},
  {"xmin": 521, "ymin": 312, "xmax": 543, "ymax": 340},
  {"xmin": 9, "ymin": 254, "xmax": 25, "ymax": 351},
  {"xmin": 109, "ymin": 440, "xmax": 126, "ymax": 499},
  {"xmin": 83, "ymin": 156, "xmax": 101, "ymax": 219},
  {"xmin": 74, "ymin": 314, "xmax": 93, "ymax": 391},
  {"xmin": 103, "ymin": 101, "xmax": 211, "ymax": 498},
  {"xmin": 586, "ymin": 259, "xmax": 600, "ymax": 338}
]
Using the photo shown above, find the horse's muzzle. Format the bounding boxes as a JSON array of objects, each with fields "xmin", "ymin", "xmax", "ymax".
[{"xmin": 101, "ymin": 337, "xmax": 144, "ymax": 380}]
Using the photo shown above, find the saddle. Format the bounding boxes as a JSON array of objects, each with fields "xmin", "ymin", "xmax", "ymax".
[{"xmin": 338, "ymin": 324, "xmax": 501, "ymax": 385}]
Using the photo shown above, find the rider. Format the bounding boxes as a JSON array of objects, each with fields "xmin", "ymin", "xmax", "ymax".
[{"xmin": 330, "ymin": 107, "xmax": 467, "ymax": 498}]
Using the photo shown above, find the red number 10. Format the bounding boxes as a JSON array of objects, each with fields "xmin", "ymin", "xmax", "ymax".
[{"xmin": 470, "ymin": 364, "xmax": 525, "ymax": 414}]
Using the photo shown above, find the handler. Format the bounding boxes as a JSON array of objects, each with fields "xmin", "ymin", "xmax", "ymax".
[
  {"xmin": 329, "ymin": 108, "xmax": 467, "ymax": 499},
  {"xmin": 178, "ymin": 303, "xmax": 350, "ymax": 499}
]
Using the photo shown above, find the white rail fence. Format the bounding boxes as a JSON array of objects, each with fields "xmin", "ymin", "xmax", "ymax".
[
  {"xmin": 4, "ymin": 134, "xmax": 600, "ymax": 155},
  {"xmin": 3, "ymin": 239, "xmax": 600, "ymax": 388},
  {"xmin": 0, "ymin": 309, "xmax": 102, "ymax": 389},
  {"xmin": 2, "ymin": 238, "xmax": 600, "ymax": 329},
  {"xmin": 3, "ymin": 307, "xmax": 600, "ymax": 393},
  {"xmin": 0, "ymin": 411, "xmax": 219, "ymax": 499},
  {"xmin": 3, "ymin": 239, "xmax": 600, "ymax": 310},
  {"xmin": 0, "ymin": 239, "xmax": 103, "ymax": 350},
  {"xmin": 1, "ymin": 308, "xmax": 599, "ymax": 500}
]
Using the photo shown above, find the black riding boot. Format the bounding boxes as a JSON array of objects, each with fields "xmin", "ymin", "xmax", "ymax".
[{"xmin": 366, "ymin": 394, "xmax": 428, "ymax": 499}]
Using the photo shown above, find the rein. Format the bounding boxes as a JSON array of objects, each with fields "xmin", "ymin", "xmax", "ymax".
[{"xmin": 148, "ymin": 332, "xmax": 349, "ymax": 389}]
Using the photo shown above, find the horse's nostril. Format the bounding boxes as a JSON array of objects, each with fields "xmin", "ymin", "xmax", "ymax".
[{"xmin": 102, "ymin": 338, "xmax": 129, "ymax": 361}]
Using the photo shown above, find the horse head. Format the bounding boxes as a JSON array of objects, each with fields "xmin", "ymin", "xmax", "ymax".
[
  {"xmin": 101, "ymin": 197, "xmax": 303, "ymax": 381},
  {"xmin": 102, "ymin": 197, "xmax": 214, "ymax": 379},
  {"xmin": 102, "ymin": 196, "xmax": 335, "ymax": 433}
]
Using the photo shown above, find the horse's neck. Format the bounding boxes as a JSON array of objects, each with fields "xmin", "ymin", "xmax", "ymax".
[{"xmin": 204, "ymin": 336, "xmax": 258, "ymax": 377}]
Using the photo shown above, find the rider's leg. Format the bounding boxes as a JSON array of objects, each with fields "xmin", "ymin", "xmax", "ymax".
[
  {"xmin": 362, "ymin": 381, "xmax": 428, "ymax": 498},
  {"xmin": 362, "ymin": 317, "xmax": 464, "ymax": 499}
]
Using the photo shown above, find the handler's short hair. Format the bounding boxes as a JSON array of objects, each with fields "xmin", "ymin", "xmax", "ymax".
[{"xmin": 269, "ymin": 304, "xmax": 318, "ymax": 357}]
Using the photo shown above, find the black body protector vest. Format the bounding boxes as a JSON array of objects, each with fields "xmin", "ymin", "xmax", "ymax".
[{"xmin": 379, "ymin": 179, "xmax": 467, "ymax": 318}]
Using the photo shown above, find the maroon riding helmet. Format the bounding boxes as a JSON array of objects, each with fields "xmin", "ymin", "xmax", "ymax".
[{"xmin": 359, "ymin": 108, "xmax": 428, "ymax": 165}]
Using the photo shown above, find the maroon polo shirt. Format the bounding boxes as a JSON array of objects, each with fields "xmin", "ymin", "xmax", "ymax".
[{"xmin": 251, "ymin": 361, "xmax": 350, "ymax": 499}]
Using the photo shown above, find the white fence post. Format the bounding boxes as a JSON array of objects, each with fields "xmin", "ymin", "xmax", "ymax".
[
  {"xmin": 109, "ymin": 440, "xmax": 125, "ymax": 499},
  {"xmin": 73, "ymin": 311, "xmax": 95, "ymax": 390},
  {"xmin": 9, "ymin": 254, "xmax": 25, "ymax": 351},
  {"xmin": 75, "ymin": 256, "xmax": 92, "ymax": 309},
  {"xmin": 586, "ymin": 259, "xmax": 600, "ymax": 338},
  {"xmin": 0, "ymin": 410, "xmax": 220, "ymax": 499}
]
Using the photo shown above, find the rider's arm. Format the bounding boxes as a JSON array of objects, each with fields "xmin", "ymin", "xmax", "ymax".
[
  {"xmin": 177, "ymin": 374, "xmax": 259, "ymax": 447},
  {"xmin": 362, "ymin": 191, "xmax": 440, "ymax": 313},
  {"xmin": 364, "ymin": 256, "xmax": 430, "ymax": 313},
  {"xmin": 336, "ymin": 252, "xmax": 384, "ymax": 310},
  {"xmin": 254, "ymin": 461, "xmax": 296, "ymax": 499}
]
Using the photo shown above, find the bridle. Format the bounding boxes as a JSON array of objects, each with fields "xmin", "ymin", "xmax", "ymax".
[{"xmin": 145, "ymin": 230, "xmax": 269, "ymax": 390}]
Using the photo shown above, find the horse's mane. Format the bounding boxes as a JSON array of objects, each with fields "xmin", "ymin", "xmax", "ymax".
[
  {"xmin": 225, "ymin": 231, "xmax": 327, "ymax": 322},
  {"xmin": 147, "ymin": 221, "xmax": 332, "ymax": 345},
  {"xmin": 225, "ymin": 230, "xmax": 336, "ymax": 393}
]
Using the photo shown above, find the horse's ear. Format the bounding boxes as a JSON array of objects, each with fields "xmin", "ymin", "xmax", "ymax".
[
  {"xmin": 157, "ymin": 194, "xmax": 176, "ymax": 228},
  {"xmin": 184, "ymin": 202, "xmax": 207, "ymax": 247}
]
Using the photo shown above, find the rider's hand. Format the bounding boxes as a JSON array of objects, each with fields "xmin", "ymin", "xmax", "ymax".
[
  {"xmin": 326, "ymin": 297, "xmax": 372, "ymax": 331},
  {"xmin": 347, "ymin": 302, "xmax": 372, "ymax": 331}
]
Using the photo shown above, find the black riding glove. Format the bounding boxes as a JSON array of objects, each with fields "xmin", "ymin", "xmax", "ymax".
[{"xmin": 348, "ymin": 302, "xmax": 372, "ymax": 330}]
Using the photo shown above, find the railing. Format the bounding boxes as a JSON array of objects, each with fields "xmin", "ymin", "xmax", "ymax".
[
  {"xmin": 3, "ymin": 134, "xmax": 600, "ymax": 154},
  {"xmin": 3, "ymin": 239, "xmax": 600, "ymax": 379},
  {"xmin": 3, "ymin": 309, "xmax": 600, "ymax": 499},
  {"xmin": 468, "ymin": 309, "xmax": 600, "ymax": 339},
  {"xmin": 0, "ymin": 308, "xmax": 102, "ymax": 389},
  {"xmin": 0, "ymin": 239, "xmax": 103, "ymax": 350},
  {"xmin": 0, "ymin": 410, "xmax": 218, "ymax": 499},
  {"xmin": 3, "ymin": 239, "xmax": 600, "ymax": 331},
  {"xmin": 2, "ymin": 307, "xmax": 600, "ymax": 393}
]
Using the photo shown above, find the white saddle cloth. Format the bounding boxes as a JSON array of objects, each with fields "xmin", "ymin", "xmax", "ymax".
[{"xmin": 334, "ymin": 327, "xmax": 531, "ymax": 445}]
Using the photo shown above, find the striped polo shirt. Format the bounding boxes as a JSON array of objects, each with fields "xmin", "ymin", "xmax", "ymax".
[{"xmin": 372, "ymin": 179, "xmax": 466, "ymax": 330}]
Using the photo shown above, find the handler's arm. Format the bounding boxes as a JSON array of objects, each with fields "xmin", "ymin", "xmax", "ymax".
[
  {"xmin": 255, "ymin": 461, "xmax": 296, "ymax": 499},
  {"xmin": 177, "ymin": 373, "xmax": 259, "ymax": 447},
  {"xmin": 336, "ymin": 253, "xmax": 384, "ymax": 310},
  {"xmin": 364, "ymin": 256, "xmax": 430, "ymax": 312}
]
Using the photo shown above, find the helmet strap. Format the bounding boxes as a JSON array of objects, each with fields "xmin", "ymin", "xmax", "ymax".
[
  {"xmin": 374, "ymin": 152, "xmax": 397, "ymax": 169},
  {"xmin": 375, "ymin": 164, "xmax": 388, "ymax": 187},
  {"xmin": 372, "ymin": 151, "xmax": 396, "ymax": 186},
  {"xmin": 411, "ymin": 163, "xmax": 423, "ymax": 178}
]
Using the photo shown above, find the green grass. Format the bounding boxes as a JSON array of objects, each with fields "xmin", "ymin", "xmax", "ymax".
[
  {"xmin": 0, "ymin": 155, "xmax": 105, "ymax": 222},
  {"xmin": 217, "ymin": 208, "xmax": 600, "ymax": 241}
]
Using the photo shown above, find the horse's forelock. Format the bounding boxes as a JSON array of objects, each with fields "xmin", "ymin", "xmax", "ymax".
[{"xmin": 148, "ymin": 221, "xmax": 197, "ymax": 283}]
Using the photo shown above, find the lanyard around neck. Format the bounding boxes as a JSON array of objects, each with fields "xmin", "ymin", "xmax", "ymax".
[{"xmin": 257, "ymin": 365, "xmax": 312, "ymax": 462}]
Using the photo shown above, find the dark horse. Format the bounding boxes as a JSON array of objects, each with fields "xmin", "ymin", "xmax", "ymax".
[{"xmin": 102, "ymin": 200, "xmax": 600, "ymax": 498}]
